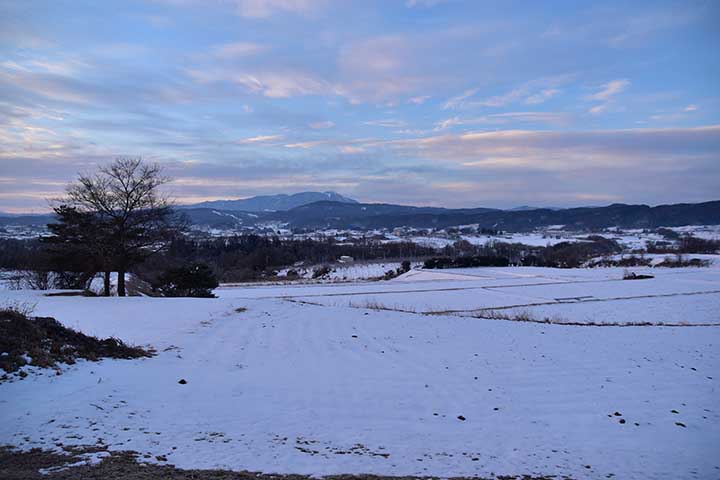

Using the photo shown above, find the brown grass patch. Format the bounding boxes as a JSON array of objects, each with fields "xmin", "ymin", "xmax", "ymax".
[{"xmin": 0, "ymin": 308, "xmax": 152, "ymax": 381}]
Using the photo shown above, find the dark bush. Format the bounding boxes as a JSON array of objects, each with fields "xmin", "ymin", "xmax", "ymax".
[
  {"xmin": 312, "ymin": 265, "xmax": 332, "ymax": 279},
  {"xmin": 152, "ymin": 263, "xmax": 219, "ymax": 297},
  {"xmin": 424, "ymin": 255, "xmax": 510, "ymax": 269},
  {"xmin": 589, "ymin": 255, "xmax": 652, "ymax": 268},
  {"xmin": 656, "ymin": 228, "xmax": 681, "ymax": 240},
  {"xmin": 656, "ymin": 255, "xmax": 711, "ymax": 268}
]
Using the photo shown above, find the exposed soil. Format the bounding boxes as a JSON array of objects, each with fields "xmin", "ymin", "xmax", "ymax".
[
  {"xmin": 0, "ymin": 446, "xmax": 567, "ymax": 480},
  {"xmin": 0, "ymin": 308, "xmax": 152, "ymax": 381}
]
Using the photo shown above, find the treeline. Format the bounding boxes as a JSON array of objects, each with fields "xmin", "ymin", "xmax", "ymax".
[
  {"xmin": 137, "ymin": 236, "xmax": 436, "ymax": 283},
  {"xmin": 0, "ymin": 238, "xmax": 45, "ymax": 270},
  {"xmin": 647, "ymin": 235, "xmax": 720, "ymax": 254},
  {"xmin": 425, "ymin": 236, "xmax": 623, "ymax": 269}
]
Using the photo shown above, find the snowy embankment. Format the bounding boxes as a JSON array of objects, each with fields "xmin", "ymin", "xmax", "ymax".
[
  {"xmin": 276, "ymin": 261, "xmax": 421, "ymax": 282},
  {"xmin": 1, "ymin": 264, "xmax": 719, "ymax": 479}
]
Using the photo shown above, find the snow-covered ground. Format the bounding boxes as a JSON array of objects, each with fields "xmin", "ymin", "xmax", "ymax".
[
  {"xmin": 276, "ymin": 261, "xmax": 422, "ymax": 282},
  {"xmin": 1, "ymin": 264, "xmax": 719, "ymax": 479},
  {"xmin": 393, "ymin": 225, "xmax": 720, "ymax": 252}
]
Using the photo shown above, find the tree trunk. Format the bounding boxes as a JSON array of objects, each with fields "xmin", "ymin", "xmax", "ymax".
[
  {"xmin": 117, "ymin": 268, "xmax": 126, "ymax": 297},
  {"xmin": 103, "ymin": 271, "xmax": 111, "ymax": 297}
]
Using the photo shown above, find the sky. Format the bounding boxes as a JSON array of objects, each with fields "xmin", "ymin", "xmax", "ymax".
[{"xmin": 1, "ymin": 0, "xmax": 719, "ymax": 213}]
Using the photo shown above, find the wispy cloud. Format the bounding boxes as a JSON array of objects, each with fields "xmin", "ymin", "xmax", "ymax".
[
  {"xmin": 408, "ymin": 95, "xmax": 430, "ymax": 105},
  {"xmin": 587, "ymin": 79, "xmax": 630, "ymax": 115},
  {"xmin": 188, "ymin": 69, "xmax": 332, "ymax": 98},
  {"xmin": 405, "ymin": 0, "xmax": 449, "ymax": 8},
  {"xmin": 589, "ymin": 79, "xmax": 630, "ymax": 101},
  {"xmin": 235, "ymin": 0, "xmax": 326, "ymax": 18},
  {"xmin": 435, "ymin": 112, "xmax": 570, "ymax": 130},
  {"xmin": 525, "ymin": 88, "xmax": 560, "ymax": 105},
  {"xmin": 211, "ymin": 42, "xmax": 267, "ymax": 58},
  {"xmin": 443, "ymin": 87, "xmax": 480, "ymax": 110},
  {"xmin": 364, "ymin": 119, "xmax": 407, "ymax": 128},
  {"xmin": 236, "ymin": 134, "xmax": 284, "ymax": 144},
  {"xmin": 444, "ymin": 78, "xmax": 570, "ymax": 110},
  {"xmin": 309, "ymin": 121, "xmax": 335, "ymax": 129}
]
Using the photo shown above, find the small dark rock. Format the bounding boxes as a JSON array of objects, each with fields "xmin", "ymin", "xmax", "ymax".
[
  {"xmin": 675, "ymin": 422, "xmax": 686, "ymax": 428},
  {"xmin": 671, "ymin": 409, "xmax": 679, "ymax": 414},
  {"xmin": 613, "ymin": 411, "xmax": 622, "ymax": 416},
  {"xmin": 619, "ymin": 419, "xmax": 626, "ymax": 424},
  {"xmin": 178, "ymin": 379, "xmax": 187, "ymax": 385},
  {"xmin": 457, "ymin": 415, "xmax": 466, "ymax": 421}
]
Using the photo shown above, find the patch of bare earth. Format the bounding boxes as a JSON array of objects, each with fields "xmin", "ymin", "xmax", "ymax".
[{"xmin": 0, "ymin": 446, "xmax": 567, "ymax": 480}]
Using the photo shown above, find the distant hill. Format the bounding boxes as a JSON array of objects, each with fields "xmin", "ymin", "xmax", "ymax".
[
  {"xmin": 181, "ymin": 191, "xmax": 358, "ymax": 212},
  {"xmin": 266, "ymin": 200, "xmax": 720, "ymax": 231},
  {"xmin": 177, "ymin": 209, "xmax": 261, "ymax": 229},
  {"xmin": 0, "ymin": 213, "xmax": 56, "ymax": 226},
  {"xmin": 508, "ymin": 205, "xmax": 562, "ymax": 211},
  {"xmin": 266, "ymin": 201, "xmax": 498, "ymax": 230},
  {"xmin": 1, "ymin": 200, "xmax": 719, "ymax": 233}
]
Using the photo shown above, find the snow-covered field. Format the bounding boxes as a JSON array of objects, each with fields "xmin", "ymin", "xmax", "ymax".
[
  {"xmin": 1, "ymin": 264, "xmax": 719, "ymax": 479},
  {"xmin": 391, "ymin": 224, "xmax": 720, "ymax": 251},
  {"xmin": 276, "ymin": 261, "xmax": 422, "ymax": 281}
]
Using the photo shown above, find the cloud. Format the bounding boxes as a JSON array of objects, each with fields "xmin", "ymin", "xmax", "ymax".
[
  {"xmin": 309, "ymin": 121, "xmax": 335, "ymax": 129},
  {"xmin": 525, "ymin": 88, "xmax": 560, "ymax": 105},
  {"xmin": 444, "ymin": 77, "xmax": 572, "ymax": 110},
  {"xmin": 284, "ymin": 139, "xmax": 333, "ymax": 149},
  {"xmin": 340, "ymin": 146, "xmax": 364, "ymax": 154},
  {"xmin": 405, "ymin": 0, "xmax": 449, "ymax": 7},
  {"xmin": 588, "ymin": 79, "xmax": 630, "ymax": 101},
  {"xmin": 443, "ymin": 87, "xmax": 480, "ymax": 110},
  {"xmin": 4, "ymin": 126, "xmax": 719, "ymax": 211},
  {"xmin": 684, "ymin": 104, "xmax": 698, "ymax": 112},
  {"xmin": 588, "ymin": 104, "xmax": 607, "ymax": 115},
  {"xmin": 408, "ymin": 95, "xmax": 430, "ymax": 105},
  {"xmin": 586, "ymin": 79, "xmax": 630, "ymax": 115},
  {"xmin": 383, "ymin": 126, "xmax": 720, "ymax": 170},
  {"xmin": 434, "ymin": 112, "xmax": 569, "ymax": 130},
  {"xmin": 435, "ymin": 117, "xmax": 462, "ymax": 130},
  {"xmin": 189, "ymin": 69, "xmax": 332, "ymax": 98},
  {"xmin": 211, "ymin": 42, "xmax": 267, "ymax": 59},
  {"xmin": 235, "ymin": 0, "xmax": 326, "ymax": 18},
  {"xmin": 335, "ymin": 35, "xmax": 442, "ymax": 104},
  {"xmin": 364, "ymin": 119, "xmax": 407, "ymax": 128},
  {"xmin": 236, "ymin": 134, "xmax": 283, "ymax": 144}
]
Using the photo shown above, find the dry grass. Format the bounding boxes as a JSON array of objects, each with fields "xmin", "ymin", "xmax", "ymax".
[
  {"xmin": 0, "ymin": 308, "xmax": 153, "ymax": 382},
  {"xmin": 347, "ymin": 300, "xmax": 416, "ymax": 313},
  {"xmin": 469, "ymin": 309, "xmax": 713, "ymax": 327},
  {"xmin": 0, "ymin": 446, "xmax": 566, "ymax": 480}
]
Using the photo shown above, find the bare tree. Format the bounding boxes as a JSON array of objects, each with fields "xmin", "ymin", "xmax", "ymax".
[{"xmin": 61, "ymin": 157, "xmax": 182, "ymax": 296}]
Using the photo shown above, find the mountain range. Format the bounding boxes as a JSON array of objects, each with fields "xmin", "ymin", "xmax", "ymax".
[
  {"xmin": 181, "ymin": 191, "xmax": 357, "ymax": 212},
  {"xmin": 1, "ymin": 193, "xmax": 719, "ymax": 233}
]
